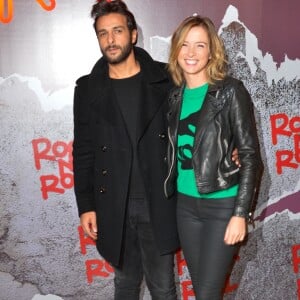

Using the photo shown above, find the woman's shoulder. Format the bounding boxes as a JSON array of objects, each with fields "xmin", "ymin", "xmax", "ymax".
[
  {"xmin": 222, "ymin": 76, "xmax": 244, "ymax": 88},
  {"xmin": 211, "ymin": 76, "xmax": 248, "ymax": 97}
]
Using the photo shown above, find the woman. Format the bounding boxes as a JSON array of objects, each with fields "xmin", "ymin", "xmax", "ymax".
[{"xmin": 164, "ymin": 15, "xmax": 263, "ymax": 299}]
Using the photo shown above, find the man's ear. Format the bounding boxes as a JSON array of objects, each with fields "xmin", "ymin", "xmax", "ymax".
[{"xmin": 132, "ymin": 29, "xmax": 138, "ymax": 45}]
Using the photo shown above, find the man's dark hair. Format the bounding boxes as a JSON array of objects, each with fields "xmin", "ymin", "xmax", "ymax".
[{"xmin": 91, "ymin": 0, "xmax": 137, "ymax": 33}]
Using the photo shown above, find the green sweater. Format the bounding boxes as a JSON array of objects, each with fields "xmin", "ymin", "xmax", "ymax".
[{"xmin": 177, "ymin": 84, "xmax": 238, "ymax": 199}]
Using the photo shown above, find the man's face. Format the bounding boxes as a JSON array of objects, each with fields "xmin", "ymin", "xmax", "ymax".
[{"xmin": 96, "ymin": 13, "xmax": 137, "ymax": 64}]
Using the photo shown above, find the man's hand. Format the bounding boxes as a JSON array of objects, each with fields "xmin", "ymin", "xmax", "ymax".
[
  {"xmin": 232, "ymin": 148, "xmax": 241, "ymax": 167},
  {"xmin": 224, "ymin": 216, "xmax": 246, "ymax": 245},
  {"xmin": 80, "ymin": 211, "xmax": 98, "ymax": 240}
]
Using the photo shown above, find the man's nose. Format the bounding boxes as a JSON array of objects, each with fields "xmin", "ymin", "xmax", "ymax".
[{"xmin": 107, "ymin": 31, "xmax": 115, "ymax": 44}]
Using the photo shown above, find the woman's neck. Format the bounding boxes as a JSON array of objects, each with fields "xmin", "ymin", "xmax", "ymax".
[{"xmin": 184, "ymin": 73, "xmax": 208, "ymax": 89}]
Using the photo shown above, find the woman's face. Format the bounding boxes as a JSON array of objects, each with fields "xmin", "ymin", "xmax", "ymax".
[{"xmin": 177, "ymin": 25, "xmax": 211, "ymax": 84}]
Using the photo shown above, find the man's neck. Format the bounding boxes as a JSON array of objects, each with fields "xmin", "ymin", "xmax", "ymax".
[{"xmin": 108, "ymin": 51, "xmax": 140, "ymax": 79}]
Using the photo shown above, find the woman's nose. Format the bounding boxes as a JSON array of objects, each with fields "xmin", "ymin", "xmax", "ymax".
[{"xmin": 187, "ymin": 45, "xmax": 196, "ymax": 56}]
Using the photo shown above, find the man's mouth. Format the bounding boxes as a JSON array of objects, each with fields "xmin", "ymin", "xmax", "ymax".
[{"xmin": 106, "ymin": 46, "xmax": 120, "ymax": 53}]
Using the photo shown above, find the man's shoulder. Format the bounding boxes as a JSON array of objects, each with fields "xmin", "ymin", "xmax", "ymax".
[
  {"xmin": 153, "ymin": 60, "xmax": 167, "ymax": 69},
  {"xmin": 75, "ymin": 74, "xmax": 90, "ymax": 87},
  {"xmin": 135, "ymin": 47, "xmax": 169, "ymax": 76},
  {"xmin": 75, "ymin": 56, "xmax": 106, "ymax": 87},
  {"xmin": 153, "ymin": 60, "xmax": 169, "ymax": 75},
  {"xmin": 149, "ymin": 60, "xmax": 173, "ymax": 87}
]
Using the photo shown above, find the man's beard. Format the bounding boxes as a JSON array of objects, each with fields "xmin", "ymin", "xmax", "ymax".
[{"xmin": 101, "ymin": 41, "xmax": 133, "ymax": 65}]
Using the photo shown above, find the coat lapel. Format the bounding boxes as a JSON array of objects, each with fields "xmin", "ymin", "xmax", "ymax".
[
  {"xmin": 136, "ymin": 81, "xmax": 167, "ymax": 142},
  {"xmin": 134, "ymin": 48, "xmax": 171, "ymax": 142},
  {"xmin": 88, "ymin": 60, "xmax": 125, "ymax": 127}
]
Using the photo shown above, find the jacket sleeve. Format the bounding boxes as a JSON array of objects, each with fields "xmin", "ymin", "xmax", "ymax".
[
  {"xmin": 229, "ymin": 81, "xmax": 263, "ymax": 219},
  {"xmin": 72, "ymin": 76, "xmax": 96, "ymax": 216}
]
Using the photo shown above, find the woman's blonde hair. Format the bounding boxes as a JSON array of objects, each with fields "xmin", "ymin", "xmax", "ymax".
[{"xmin": 168, "ymin": 15, "xmax": 227, "ymax": 86}]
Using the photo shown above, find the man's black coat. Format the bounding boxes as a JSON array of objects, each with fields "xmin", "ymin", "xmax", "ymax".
[{"xmin": 73, "ymin": 47, "xmax": 179, "ymax": 266}]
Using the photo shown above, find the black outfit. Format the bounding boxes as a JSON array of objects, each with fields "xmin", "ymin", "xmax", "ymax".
[
  {"xmin": 111, "ymin": 72, "xmax": 148, "ymax": 214},
  {"xmin": 177, "ymin": 194, "xmax": 238, "ymax": 299},
  {"xmin": 73, "ymin": 47, "xmax": 179, "ymax": 300},
  {"xmin": 164, "ymin": 77, "xmax": 263, "ymax": 300}
]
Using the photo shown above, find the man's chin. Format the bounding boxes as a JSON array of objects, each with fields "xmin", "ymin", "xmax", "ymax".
[
  {"xmin": 106, "ymin": 57, "xmax": 122, "ymax": 64},
  {"xmin": 102, "ymin": 44, "xmax": 133, "ymax": 65}
]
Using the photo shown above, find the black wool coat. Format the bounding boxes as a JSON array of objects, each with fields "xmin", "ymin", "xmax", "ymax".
[{"xmin": 73, "ymin": 47, "xmax": 179, "ymax": 266}]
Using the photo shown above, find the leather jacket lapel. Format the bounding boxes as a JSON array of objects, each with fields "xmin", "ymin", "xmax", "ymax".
[
  {"xmin": 167, "ymin": 86, "xmax": 183, "ymax": 147},
  {"xmin": 195, "ymin": 93, "xmax": 225, "ymax": 136}
]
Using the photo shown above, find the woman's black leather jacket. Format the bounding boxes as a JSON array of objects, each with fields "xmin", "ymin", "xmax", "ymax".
[{"xmin": 164, "ymin": 76, "xmax": 263, "ymax": 219}]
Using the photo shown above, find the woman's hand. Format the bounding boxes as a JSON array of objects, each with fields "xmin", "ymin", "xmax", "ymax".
[{"xmin": 224, "ymin": 216, "xmax": 247, "ymax": 245}]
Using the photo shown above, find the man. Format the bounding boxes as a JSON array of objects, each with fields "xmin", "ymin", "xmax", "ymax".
[{"xmin": 72, "ymin": 1, "xmax": 179, "ymax": 299}]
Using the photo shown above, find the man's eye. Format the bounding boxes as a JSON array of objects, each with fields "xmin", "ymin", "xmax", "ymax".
[{"xmin": 98, "ymin": 32, "xmax": 107, "ymax": 38}]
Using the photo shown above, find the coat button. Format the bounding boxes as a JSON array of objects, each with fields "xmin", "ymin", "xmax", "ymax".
[
  {"xmin": 102, "ymin": 169, "xmax": 108, "ymax": 175},
  {"xmin": 101, "ymin": 146, "xmax": 107, "ymax": 152},
  {"xmin": 99, "ymin": 187, "xmax": 106, "ymax": 193},
  {"xmin": 158, "ymin": 133, "xmax": 166, "ymax": 139}
]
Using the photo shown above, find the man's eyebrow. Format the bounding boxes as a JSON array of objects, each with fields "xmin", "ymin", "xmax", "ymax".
[
  {"xmin": 112, "ymin": 25, "xmax": 126, "ymax": 30},
  {"xmin": 97, "ymin": 25, "xmax": 126, "ymax": 33}
]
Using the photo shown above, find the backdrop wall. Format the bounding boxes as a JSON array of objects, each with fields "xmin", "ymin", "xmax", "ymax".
[{"xmin": 0, "ymin": 1, "xmax": 299, "ymax": 300}]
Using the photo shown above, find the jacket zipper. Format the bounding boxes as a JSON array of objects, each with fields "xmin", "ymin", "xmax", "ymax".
[{"xmin": 164, "ymin": 126, "xmax": 176, "ymax": 197}]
